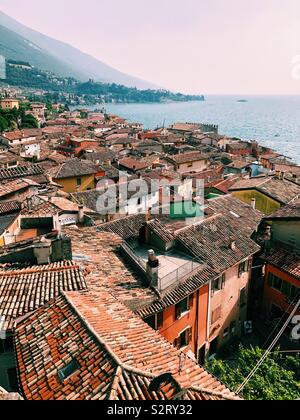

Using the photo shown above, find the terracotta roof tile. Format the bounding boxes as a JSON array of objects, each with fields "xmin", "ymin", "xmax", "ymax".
[
  {"xmin": 264, "ymin": 248, "xmax": 300, "ymax": 281},
  {"xmin": 167, "ymin": 152, "xmax": 207, "ymax": 165},
  {"xmin": 0, "ymin": 201, "xmax": 22, "ymax": 215},
  {"xmin": 230, "ymin": 177, "xmax": 300, "ymax": 205},
  {"xmin": 177, "ymin": 215, "xmax": 261, "ymax": 274},
  {"xmin": 0, "ymin": 261, "xmax": 87, "ymax": 332},
  {"xmin": 206, "ymin": 195, "xmax": 263, "ymax": 235},
  {"xmin": 14, "ymin": 290, "xmax": 239, "ymax": 401},
  {"xmin": 265, "ymin": 199, "xmax": 300, "ymax": 220},
  {"xmin": 0, "ymin": 165, "xmax": 44, "ymax": 182}
]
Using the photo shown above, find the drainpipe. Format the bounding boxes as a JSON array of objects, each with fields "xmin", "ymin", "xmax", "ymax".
[
  {"xmin": 195, "ymin": 289, "xmax": 200, "ymax": 362},
  {"xmin": 206, "ymin": 280, "xmax": 212, "ymax": 355}
]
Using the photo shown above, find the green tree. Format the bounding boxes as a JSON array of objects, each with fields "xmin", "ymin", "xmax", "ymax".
[
  {"xmin": 20, "ymin": 114, "xmax": 39, "ymax": 129},
  {"xmin": 0, "ymin": 115, "xmax": 8, "ymax": 132},
  {"xmin": 206, "ymin": 346, "xmax": 300, "ymax": 400}
]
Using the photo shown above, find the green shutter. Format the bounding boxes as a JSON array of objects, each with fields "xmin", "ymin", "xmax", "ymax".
[
  {"xmin": 268, "ymin": 273, "xmax": 274, "ymax": 287},
  {"xmin": 282, "ymin": 281, "xmax": 291, "ymax": 298}
]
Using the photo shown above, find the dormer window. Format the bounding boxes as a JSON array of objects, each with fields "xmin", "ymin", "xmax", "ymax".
[{"xmin": 57, "ymin": 359, "xmax": 80, "ymax": 383}]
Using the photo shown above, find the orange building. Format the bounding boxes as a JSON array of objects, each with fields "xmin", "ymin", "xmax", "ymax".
[
  {"xmin": 97, "ymin": 199, "xmax": 261, "ymax": 361},
  {"xmin": 0, "ymin": 98, "xmax": 19, "ymax": 110},
  {"xmin": 264, "ymin": 250, "xmax": 300, "ymax": 321}
]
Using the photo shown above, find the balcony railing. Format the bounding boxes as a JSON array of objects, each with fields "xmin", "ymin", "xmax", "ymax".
[
  {"xmin": 158, "ymin": 258, "xmax": 201, "ymax": 291},
  {"xmin": 120, "ymin": 242, "xmax": 201, "ymax": 291}
]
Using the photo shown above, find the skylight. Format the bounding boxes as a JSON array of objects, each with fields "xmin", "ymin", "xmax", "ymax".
[{"xmin": 57, "ymin": 359, "xmax": 80, "ymax": 383}]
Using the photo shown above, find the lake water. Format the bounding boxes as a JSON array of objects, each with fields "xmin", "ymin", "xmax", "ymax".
[{"xmin": 87, "ymin": 95, "xmax": 300, "ymax": 163}]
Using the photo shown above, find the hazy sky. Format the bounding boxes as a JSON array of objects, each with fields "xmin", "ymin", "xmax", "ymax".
[{"xmin": 0, "ymin": 0, "xmax": 299, "ymax": 94}]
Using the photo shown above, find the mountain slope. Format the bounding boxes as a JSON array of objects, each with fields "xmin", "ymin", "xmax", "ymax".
[
  {"xmin": 0, "ymin": 24, "xmax": 86, "ymax": 80},
  {"xmin": 0, "ymin": 11, "xmax": 159, "ymax": 89}
]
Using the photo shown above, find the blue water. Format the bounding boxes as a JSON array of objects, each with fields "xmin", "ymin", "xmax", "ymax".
[{"xmin": 90, "ymin": 96, "xmax": 300, "ymax": 163}]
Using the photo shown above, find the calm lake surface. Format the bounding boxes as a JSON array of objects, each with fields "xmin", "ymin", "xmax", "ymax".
[{"xmin": 85, "ymin": 95, "xmax": 300, "ymax": 163}]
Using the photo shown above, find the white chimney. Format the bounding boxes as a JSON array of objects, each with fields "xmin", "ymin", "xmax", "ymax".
[
  {"xmin": 146, "ymin": 249, "xmax": 159, "ymax": 288},
  {"xmin": 251, "ymin": 198, "xmax": 256, "ymax": 210},
  {"xmin": 53, "ymin": 213, "xmax": 61, "ymax": 234},
  {"xmin": 33, "ymin": 237, "xmax": 52, "ymax": 265},
  {"xmin": 78, "ymin": 205, "xmax": 85, "ymax": 224}
]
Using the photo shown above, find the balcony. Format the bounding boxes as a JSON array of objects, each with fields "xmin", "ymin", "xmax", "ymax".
[{"xmin": 120, "ymin": 242, "xmax": 201, "ymax": 292}]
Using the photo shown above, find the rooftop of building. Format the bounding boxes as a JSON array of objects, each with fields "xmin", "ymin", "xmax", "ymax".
[
  {"xmin": 229, "ymin": 176, "xmax": 300, "ymax": 205},
  {"xmin": 14, "ymin": 290, "xmax": 238, "ymax": 401},
  {"xmin": 264, "ymin": 248, "xmax": 300, "ymax": 281},
  {"xmin": 0, "ymin": 178, "xmax": 39, "ymax": 199},
  {"xmin": 0, "ymin": 260, "xmax": 87, "ymax": 332},
  {"xmin": 0, "ymin": 164, "xmax": 45, "ymax": 182},
  {"xmin": 167, "ymin": 152, "xmax": 208, "ymax": 165},
  {"xmin": 206, "ymin": 195, "xmax": 263, "ymax": 236},
  {"xmin": 50, "ymin": 158, "xmax": 101, "ymax": 179},
  {"xmin": 265, "ymin": 199, "xmax": 300, "ymax": 220}
]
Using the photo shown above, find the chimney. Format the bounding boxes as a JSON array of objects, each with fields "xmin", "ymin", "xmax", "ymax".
[
  {"xmin": 78, "ymin": 205, "xmax": 85, "ymax": 224},
  {"xmin": 33, "ymin": 237, "xmax": 52, "ymax": 265},
  {"xmin": 26, "ymin": 196, "xmax": 32, "ymax": 212},
  {"xmin": 146, "ymin": 249, "xmax": 159, "ymax": 288},
  {"xmin": 264, "ymin": 225, "xmax": 272, "ymax": 255},
  {"xmin": 251, "ymin": 198, "xmax": 256, "ymax": 210},
  {"xmin": 230, "ymin": 239, "xmax": 237, "ymax": 251},
  {"xmin": 145, "ymin": 207, "xmax": 152, "ymax": 223},
  {"xmin": 53, "ymin": 213, "xmax": 61, "ymax": 235}
]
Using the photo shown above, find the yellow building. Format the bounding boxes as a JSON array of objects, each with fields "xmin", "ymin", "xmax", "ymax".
[
  {"xmin": 0, "ymin": 98, "xmax": 20, "ymax": 110},
  {"xmin": 51, "ymin": 158, "xmax": 99, "ymax": 194},
  {"xmin": 229, "ymin": 176, "xmax": 300, "ymax": 215}
]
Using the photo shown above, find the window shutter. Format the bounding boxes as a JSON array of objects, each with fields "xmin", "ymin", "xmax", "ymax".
[
  {"xmin": 268, "ymin": 273, "xmax": 274, "ymax": 288},
  {"xmin": 282, "ymin": 281, "xmax": 291, "ymax": 298},
  {"xmin": 188, "ymin": 295, "xmax": 194, "ymax": 309},
  {"xmin": 221, "ymin": 274, "xmax": 226, "ymax": 289},
  {"xmin": 175, "ymin": 305, "xmax": 181, "ymax": 320},
  {"xmin": 174, "ymin": 337, "xmax": 180, "ymax": 349}
]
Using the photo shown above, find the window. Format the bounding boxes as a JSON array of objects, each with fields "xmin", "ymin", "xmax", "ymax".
[
  {"xmin": 211, "ymin": 306, "xmax": 222, "ymax": 325},
  {"xmin": 269, "ymin": 273, "xmax": 300, "ymax": 301},
  {"xmin": 137, "ymin": 197, "xmax": 142, "ymax": 205},
  {"xmin": 238, "ymin": 260, "xmax": 249, "ymax": 277},
  {"xmin": 145, "ymin": 312, "xmax": 164, "ymax": 331},
  {"xmin": 57, "ymin": 359, "xmax": 80, "ymax": 383},
  {"xmin": 175, "ymin": 328, "xmax": 193, "ymax": 349},
  {"xmin": 187, "ymin": 163, "xmax": 193, "ymax": 168},
  {"xmin": 7, "ymin": 368, "xmax": 18, "ymax": 392},
  {"xmin": 268, "ymin": 273, "xmax": 283, "ymax": 292},
  {"xmin": 290, "ymin": 285, "xmax": 300, "ymax": 301},
  {"xmin": 76, "ymin": 177, "xmax": 82, "ymax": 187},
  {"xmin": 175, "ymin": 296, "xmax": 192, "ymax": 319},
  {"xmin": 230, "ymin": 321, "xmax": 237, "ymax": 335},
  {"xmin": 240, "ymin": 288, "xmax": 247, "ymax": 307},
  {"xmin": 0, "ymin": 337, "xmax": 14, "ymax": 354},
  {"xmin": 211, "ymin": 275, "xmax": 226, "ymax": 296}
]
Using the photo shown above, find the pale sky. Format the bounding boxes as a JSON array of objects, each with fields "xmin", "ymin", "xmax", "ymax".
[{"xmin": 0, "ymin": 0, "xmax": 299, "ymax": 94}]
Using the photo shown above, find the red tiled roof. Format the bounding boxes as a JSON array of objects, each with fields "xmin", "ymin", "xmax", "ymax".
[
  {"xmin": 14, "ymin": 290, "xmax": 239, "ymax": 400},
  {"xmin": 167, "ymin": 152, "xmax": 207, "ymax": 165},
  {"xmin": 230, "ymin": 177, "xmax": 300, "ymax": 205},
  {"xmin": 265, "ymin": 248, "xmax": 300, "ymax": 281},
  {"xmin": 177, "ymin": 214, "xmax": 261, "ymax": 274},
  {"xmin": 0, "ymin": 201, "xmax": 22, "ymax": 215},
  {"xmin": 0, "ymin": 178, "xmax": 38, "ymax": 199},
  {"xmin": 265, "ymin": 199, "xmax": 300, "ymax": 220},
  {"xmin": 119, "ymin": 157, "xmax": 150, "ymax": 171},
  {"xmin": 0, "ymin": 261, "xmax": 87, "ymax": 332},
  {"xmin": 206, "ymin": 195, "xmax": 263, "ymax": 236}
]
